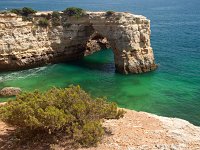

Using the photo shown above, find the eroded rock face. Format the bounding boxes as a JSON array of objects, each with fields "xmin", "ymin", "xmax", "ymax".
[
  {"xmin": 85, "ymin": 32, "xmax": 110, "ymax": 56},
  {"xmin": 0, "ymin": 11, "xmax": 157, "ymax": 74}
]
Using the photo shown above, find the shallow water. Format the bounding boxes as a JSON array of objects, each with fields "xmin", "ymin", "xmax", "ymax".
[{"xmin": 0, "ymin": 0, "xmax": 200, "ymax": 125}]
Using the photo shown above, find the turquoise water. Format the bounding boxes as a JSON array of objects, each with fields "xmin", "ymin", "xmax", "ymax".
[{"xmin": 0, "ymin": 0, "xmax": 200, "ymax": 125}]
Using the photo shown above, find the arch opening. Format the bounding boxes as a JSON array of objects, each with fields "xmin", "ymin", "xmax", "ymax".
[{"xmin": 85, "ymin": 32, "xmax": 111, "ymax": 56}]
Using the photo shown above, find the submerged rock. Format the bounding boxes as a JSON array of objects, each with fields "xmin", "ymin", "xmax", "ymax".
[{"xmin": 0, "ymin": 87, "xmax": 22, "ymax": 97}]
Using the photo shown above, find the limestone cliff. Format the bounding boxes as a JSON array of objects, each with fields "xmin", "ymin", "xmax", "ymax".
[{"xmin": 0, "ymin": 11, "xmax": 157, "ymax": 74}]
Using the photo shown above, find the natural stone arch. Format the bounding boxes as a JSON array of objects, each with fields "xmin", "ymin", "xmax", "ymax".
[
  {"xmin": 87, "ymin": 12, "xmax": 157, "ymax": 74},
  {"xmin": 88, "ymin": 26, "xmax": 127, "ymax": 73},
  {"xmin": 0, "ymin": 11, "xmax": 157, "ymax": 74}
]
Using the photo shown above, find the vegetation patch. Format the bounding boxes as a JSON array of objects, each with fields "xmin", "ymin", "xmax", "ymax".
[
  {"xmin": 0, "ymin": 85, "xmax": 125, "ymax": 148},
  {"xmin": 21, "ymin": 7, "xmax": 37, "ymax": 16},
  {"xmin": 52, "ymin": 11, "xmax": 61, "ymax": 26},
  {"xmin": 10, "ymin": 7, "xmax": 37, "ymax": 16},
  {"xmin": 0, "ymin": 11, "xmax": 9, "ymax": 14},
  {"xmin": 22, "ymin": 16, "xmax": 33, "ymax": 21},
  {"xmin": 63, "ymin": 7, "xmax": 86, "ymax": 18},
  {"xmin": 40, "ymin": 13, "xmax": 52, "ymax": 20},
  {"xmin": 10, "ymin": 8, "xmax": 22, "ymax": 15},
  {"xmin": 10, "ymin": 7, "xmax": 37, "ymax": 22},
  {"xmin": 105, "ymin": 10, "xmax": 115, "ymax": 17},
  {"xmin": 38, "ymin": 18, "xmax": 49, "ymax": 27}
]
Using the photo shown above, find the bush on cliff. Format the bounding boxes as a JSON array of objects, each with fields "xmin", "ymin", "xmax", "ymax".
[
  {"xmin": 105, "ymin": 10, "xmax": 115, "ymax": 17},
  {"xmin": 0, "ymin": 11, "xmax": 10, "ymax": 14},
  {"xmin": 0, "ymin": 85, "xmax": 125, "ymax": 147},
  {"xmin": 10, "ymin": 7, "xmax": 37, "ymax": 16},
  {"xmin": 10, "ymin": 7, "xmax": 37, "ymax": 22},
  {"xmin": 52, "ymin": 11, "xmax": 61, "ymax": 26},
  {"xmin": 38, "ymin": 18, "xmax": 49, "ymax": 27},
  {"xmin": 22, "ymin": 7, "xmax": 37, "ymax": 16},
  {"xmin": 10, "ymin": 8, "xmax": 22, "ymax": 15},
  {"xmin": 63, "ymin": 7, "xmax": 86, "ymax": 18}
]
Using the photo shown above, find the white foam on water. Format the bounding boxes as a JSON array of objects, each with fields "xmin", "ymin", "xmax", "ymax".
[
  {"xmin": 0, "ymin": 66, "xmax": 48, "ymax": 82},
  {"xmin": 0, "ymin": 77, "xmax": 3, "ymax": 82}
]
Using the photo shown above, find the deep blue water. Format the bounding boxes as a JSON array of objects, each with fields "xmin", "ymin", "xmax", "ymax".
[{"xmin": 0, "ymin": 0, "xmax": 200, "ymax": 125}]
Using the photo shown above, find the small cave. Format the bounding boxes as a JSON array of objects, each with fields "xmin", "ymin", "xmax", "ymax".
[{"xmin": 84, "ymin": 32, "xmax": 111, "ymax": 56}]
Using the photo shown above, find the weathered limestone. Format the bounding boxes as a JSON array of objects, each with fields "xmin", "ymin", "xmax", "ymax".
[
  {"xmin": 85, "ymin": 32, "xmax": 110, "ymax": 56},
  {"xmin": 0, "ymin": 11, "xmax": 157, "ymax": 74}
]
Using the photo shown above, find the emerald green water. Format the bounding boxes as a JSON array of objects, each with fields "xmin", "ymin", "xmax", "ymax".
[{"xmin": 0, "ymin": 49, "xmax": 199, "ymax": 125}]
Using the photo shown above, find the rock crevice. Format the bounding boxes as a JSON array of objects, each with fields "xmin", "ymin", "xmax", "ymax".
[{"xmin": 0, "ymin": 11, "xmax": 157, "ymax": 74}]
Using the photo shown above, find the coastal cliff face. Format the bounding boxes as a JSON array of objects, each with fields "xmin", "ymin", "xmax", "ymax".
[{"xmin": 0, "ymin": 11, "xmax": 157, "ymax": 74}]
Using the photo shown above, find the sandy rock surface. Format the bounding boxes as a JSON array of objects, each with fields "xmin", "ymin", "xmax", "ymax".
[
  {"xmin": 80, "ymin": 110, "xmax": 200, "ymax": 150},
  {"xmin": 0, "ymin": 109, "xmax": 199, "ymax": 150}
]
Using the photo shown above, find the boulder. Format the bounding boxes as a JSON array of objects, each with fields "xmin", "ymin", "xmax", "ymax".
[{"xmin": 0, "ymin": 87, "xmax": 22, "ymax": 97}]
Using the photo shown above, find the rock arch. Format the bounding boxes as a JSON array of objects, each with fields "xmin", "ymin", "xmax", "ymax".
[
  {"xmin": 88, "ymin": 12, "xmax": 157, "ymax": 74},
  {"xmin": 0, "ymin": 12, "xmax": 157, "ymax": 74}
]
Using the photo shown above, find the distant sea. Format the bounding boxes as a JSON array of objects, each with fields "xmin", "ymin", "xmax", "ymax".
[{"xmin": 0, "ymin": 0, "xmax": 200, "ymax": 125}]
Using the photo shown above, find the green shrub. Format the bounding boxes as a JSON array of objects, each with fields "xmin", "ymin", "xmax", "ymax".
[
  {"xmin": 105, "ymin": 10, "xmax": 115, "ymax": 17},
  {"xmin": 41, "ymin": 13, "xmax": 52, "ymax": 20},
  {"xmin": 10, "ymin": 7, "xmax": 37, "ymax": 16},
  {"xmin": 22, "ymin": 7, "xmax": 37, "ymax": 16},
  {"xmin": 22, "ymin": 16, "xmax": 33, "ymax": 21},
  {"xmin": 52, "ymin": 11, "xmax": 60, "ymax": 19},
  {"xmin": 38, "ymin": 18, "xmax": 49, "ymax": 27},
  {"xmin": 0, "ymin": 85, "xmax": 125, "ymax": 147},
  {"xmin": 63, "ymin": 7, "xmax": 85, "ymax": 18},
  {"xmin": 52, "ymin": 11, "xmax": 61, "ymax": 26},
  {"xmin": 10, "ymin": 8, "xmax": 22, "ymax": 15},
  {"xmin": 0, "ymin": 11, "xmax": 10, "ymax": 14}
]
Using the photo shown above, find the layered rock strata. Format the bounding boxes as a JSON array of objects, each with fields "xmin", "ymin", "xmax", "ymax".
[{"xmin": 0, "ymin": 11, "xmax": 157, "ymax": 74}]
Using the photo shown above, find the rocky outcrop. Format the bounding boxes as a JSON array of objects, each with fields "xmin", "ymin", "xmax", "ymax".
[
  {"xmin": 0, "ymin": 11, "xmax": 157, "ymax": 74},
  {"xmin": 0, "ymin": 87, "xmax": 21, "ymax": 97}
]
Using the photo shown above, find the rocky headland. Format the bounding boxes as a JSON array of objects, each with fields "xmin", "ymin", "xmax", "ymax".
[{"xmin": 0, "ymin": 10, "xmax": 157, "ymax": 74}]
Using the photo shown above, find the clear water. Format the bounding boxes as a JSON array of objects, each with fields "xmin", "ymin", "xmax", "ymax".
[{"xmin": 0, "ymin": 0, "xmax": 200, "ymax": 125}]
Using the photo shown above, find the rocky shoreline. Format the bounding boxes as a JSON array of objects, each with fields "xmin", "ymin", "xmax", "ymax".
[{"xmin": 0, "ymin": 107, "xmax": 199, "ymax": 150}]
